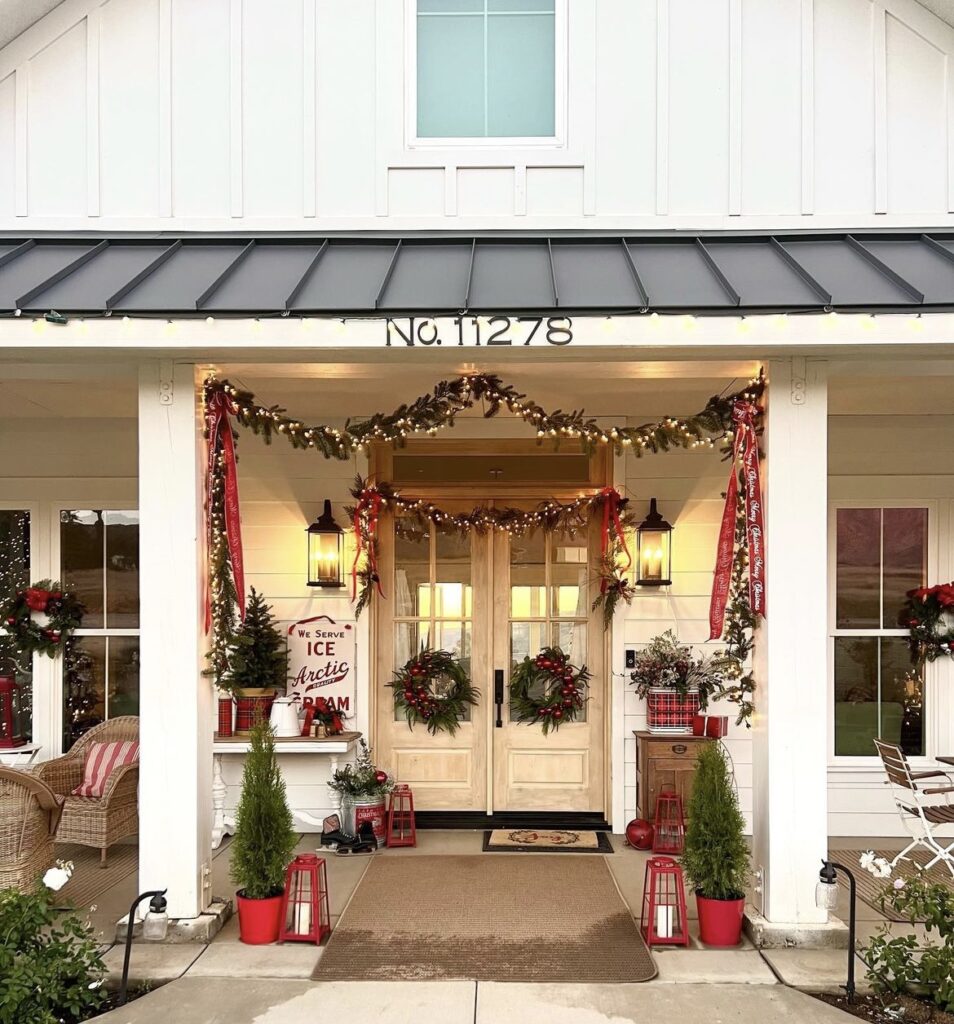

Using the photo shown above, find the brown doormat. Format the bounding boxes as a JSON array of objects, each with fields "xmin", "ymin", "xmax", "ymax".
[
  {"xmin": 483, "ymin": 828, "xmax": 614, "ymax": 853},
  {"xmin": 53, "ymin": 842, "xmax": 138, "ymax": 910},
  {"xmin": 314, "ymin": 854, "xmax": 656, "ymax": 983},
  {"xmin": 829, "ymin": 848, "xmax": 954, "ymax": 922}
]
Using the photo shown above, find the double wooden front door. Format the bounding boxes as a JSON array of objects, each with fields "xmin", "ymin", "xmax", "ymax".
[{"xmin": 374, "ymin": 495, "xmax": 606, "ymax": 815}]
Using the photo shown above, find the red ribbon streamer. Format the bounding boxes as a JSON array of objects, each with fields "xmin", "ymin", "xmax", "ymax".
[
  {"xmin": 708, "ymin": 401, "xmax": 766, "ymax": 640},
  {"xmin": 598, "ymin": 487, "xmax": 632, "ymax": 593},
  {"xmin": 351, "ymin": 488, "xmax": 386, "ymax": 602},
  {"xmin": 205, "ymin": 389, "xmax": 246, "ymax": 634}
]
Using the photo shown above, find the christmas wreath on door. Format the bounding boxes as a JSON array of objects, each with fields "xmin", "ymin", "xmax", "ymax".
[
  {"xmin": 387, "ymin": 647, "xmax": 480, "ymax": 735},
  {"xmin": 509, "ymin": 645, "xmax": 590, "ymax": 734}
]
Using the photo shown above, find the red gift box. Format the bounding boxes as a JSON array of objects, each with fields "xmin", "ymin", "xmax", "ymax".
[{"xmin": 691, "ymin": 713, "xmax": 729, "ymax": 738}]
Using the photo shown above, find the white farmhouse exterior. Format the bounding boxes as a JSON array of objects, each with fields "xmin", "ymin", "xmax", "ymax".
[{"xmin": 1, "ymin": 0, "xmax": 953, "ymax": 941}]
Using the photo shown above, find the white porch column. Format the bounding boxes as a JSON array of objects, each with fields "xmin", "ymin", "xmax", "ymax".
[
  {"xmin": 138, "ymin": 361, "xmax": 211, "ymax": 920},
  {"xmin": 751, "ymin": 357, "xmax": 834, "ymax": 939}
]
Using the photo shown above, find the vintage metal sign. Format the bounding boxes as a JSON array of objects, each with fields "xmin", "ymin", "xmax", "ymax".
[{"xmin": 286, "ymin": 614, "xmax": 356, "ymax": 716}]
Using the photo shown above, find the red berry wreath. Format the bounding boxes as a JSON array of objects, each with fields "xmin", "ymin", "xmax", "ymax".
[
  {"xmin": 0, "ymin": 579, "xmax": 84, "ymax": 659},
  {"xmin": 387, "ymin": 647, "xmax": 479, "ymax": 735},
  {"xmin": 509, "ymin": 645, "xmax": 590, "ymax": 734}
]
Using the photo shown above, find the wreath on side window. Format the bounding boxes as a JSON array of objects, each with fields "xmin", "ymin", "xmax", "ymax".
[
  {"xmin": 509, "ymin": 645, "xmax": 590, "ymax": 735},
  {"xmin": 387, "ymin": 647, "xmax": 479, "ymax": 735},
  {"xmin": 900, "ymin": 583, "xmax": 954, "ymax": 663},
  {"xmin": 0, "ymin": 579, "xmax": 84, "ymax": 659}
]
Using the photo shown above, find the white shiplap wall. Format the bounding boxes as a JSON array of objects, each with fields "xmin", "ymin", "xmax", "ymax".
[{"xmin": 2, "ymin": 0, "xmax": 954, "ymax": 228}]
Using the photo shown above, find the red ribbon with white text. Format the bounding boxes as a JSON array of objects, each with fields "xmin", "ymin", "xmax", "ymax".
[
  {"xmin": 708, "ymin": 401, "xmax": 765, "ymax": 640},
  {"xmin": 599, "ymin": 487, "xmax": 632, "ymax": 593},
  {"xmin": 352, "ymin": 487, "xmax": 386, "ymax": 602},
  {"xmin": 205, "ymin": 388, "xmax": 246, "ymax": 633}
]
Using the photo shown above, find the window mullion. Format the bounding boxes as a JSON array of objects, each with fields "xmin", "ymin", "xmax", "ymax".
[{"xmin": 483, "ymin": 1, "xmax": 489, "ymax": 137}]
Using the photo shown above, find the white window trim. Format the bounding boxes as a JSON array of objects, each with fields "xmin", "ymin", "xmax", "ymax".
[
  {"xmin": 404, "ymin": 0, "xmax": 568, "ymax": 150},
  {"xmin": 53, "ymin": 505, "xmax": 140, "ymax": 753},
  {"xmin": 827, "ymin": 498, "xmax": 939, "ymax": 769}
]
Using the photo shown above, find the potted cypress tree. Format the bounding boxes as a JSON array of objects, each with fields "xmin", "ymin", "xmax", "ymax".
[
  {"xmin": 224, "ymin": 588, "xmax": 288, "ymax": 734},
  {"xmin": 682, "ymin": 742, "xmax": 750, "ymax": 946},
  {"xmin": 230, "ymin": 718, "xmax": 298, "ymax": 944}
]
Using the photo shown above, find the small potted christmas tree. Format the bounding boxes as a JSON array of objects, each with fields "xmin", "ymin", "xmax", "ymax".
[
  {"xmin": 682, "ymin": 742, "xmax": 750, "ymax": 946},
  {"xmin": 224, "ymin": 588, "xmax": 288, "ymax": 734},
  {"xmin": 230, "ymin": 718, "xmax": 297, "ymax": 943},
  {"xmin": 328, "ymin": 740, "xmax": 394, "ymax": 846}
]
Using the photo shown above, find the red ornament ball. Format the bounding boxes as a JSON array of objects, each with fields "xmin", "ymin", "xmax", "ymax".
[
  {"xmin": 374, "ymin": 770, "xmax": 388, "ymax": 784},
  {"xmin": 625, "ymin": 818, "xmax": 654, "ymax": 851}
]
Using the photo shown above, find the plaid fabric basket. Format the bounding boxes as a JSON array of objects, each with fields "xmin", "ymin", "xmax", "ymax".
[
  {"xmin": 234, "ymin": 693, "xmax": 275, "ymax": 734},
  {"xmin": 647, "ymin": 688, "xmax": 700, "ymax": 734},
  {"xmin": 217, "ymin": 697, "xmax": 234, "ymax": 737}
]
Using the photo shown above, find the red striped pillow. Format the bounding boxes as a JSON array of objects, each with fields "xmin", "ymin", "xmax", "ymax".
[{"xmin": 72, "ymin": 740, "xmax": 140, "ymax": 798}]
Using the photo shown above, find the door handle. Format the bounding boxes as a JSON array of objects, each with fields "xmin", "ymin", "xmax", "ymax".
[{"xmin": 494, "ymin": 669, "xmax": 505, "ymax": 728}]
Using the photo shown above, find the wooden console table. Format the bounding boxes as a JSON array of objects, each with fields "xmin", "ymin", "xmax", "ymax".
[
  {"xmin": 634, "ymin": 730, "xmax": 713, "ymax": 822},
  {"xmin": 211, "ymin": 731, "xmax": 361, "ymax": 849}
]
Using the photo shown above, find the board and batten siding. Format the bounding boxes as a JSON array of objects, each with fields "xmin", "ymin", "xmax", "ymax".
[{"xmin": 2, "ymin": 0, "xmax": 954, "ymax": 229}]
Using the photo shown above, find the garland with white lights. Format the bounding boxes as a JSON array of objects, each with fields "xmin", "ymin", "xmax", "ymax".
[{"xmin": 202, "ymin": 372, "xmax": 765, "ymax": 720}]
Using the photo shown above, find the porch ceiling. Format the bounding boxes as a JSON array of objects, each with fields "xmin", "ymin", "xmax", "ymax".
[{"xmin": 4, "ymin": 232, "xmax": 954, "ymax": 318}]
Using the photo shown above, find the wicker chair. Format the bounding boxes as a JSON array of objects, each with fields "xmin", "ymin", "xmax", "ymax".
[
  {"xmin": 35, "ymin": 716, "xmax": 139, "ymax": 868},
  {"xmin": 0, "ymin": 766, "xmax": 63, "ymax": 891}
]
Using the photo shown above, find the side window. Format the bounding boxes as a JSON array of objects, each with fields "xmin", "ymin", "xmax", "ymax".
[
  {"xmin": 61, "ymin": 510, "xmax": 140, "ymax": 749},
  {"xmin": 416, "ymin": 0, "xmax": 556, "ymax": 140},
  {"xmin": 832, "ymin": 507, "xmax": 927, "ymax": 758}
]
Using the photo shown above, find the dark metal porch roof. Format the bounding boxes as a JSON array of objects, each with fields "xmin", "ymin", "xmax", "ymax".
[{"xmin": 2, "ymin": 232, "xmax": 954, "ymax": 318}]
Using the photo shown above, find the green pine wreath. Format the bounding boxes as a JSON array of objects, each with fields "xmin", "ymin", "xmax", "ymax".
[
  {"xmin": 0, "ymin": 579, "xmax": 84, "ymax": 659},
  {"xmin": 509, "ymin": 645, "xmax": 590, "ymax": 735},
  {"xmin": 387, "ymin": 647, "xmax": 479, "ymax": 735}
]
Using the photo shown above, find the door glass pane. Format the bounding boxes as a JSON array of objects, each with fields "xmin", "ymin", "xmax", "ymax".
[
  {"xmin": 395, "ymin": 622, "xmax": 422, "ymax": 669},
  {"xmin": 881, "ymin": 638, "xmax": 923, "ymax": 757},
  {"xmin": 64, "ymin": 635, "xmax": 106, "ymax": 749},
  {"xmin": 417, "ymin": 13, "xmax": 484, "ymax": 137},
  {"xmin": 487, "ymin": 10, "xmax": 555, "ymax": 137},
  {"xmin": 105, "ymin": 510, "xmax": 140, "ymax": 628},
  {"xmin": 510, "ymin": 532, "xmax": 546, "ymax": 617},
  {"xmin": 61, "ymin": 510, "xmax": 105, "ymax": 628},
  {"xmin": 108, "ymin": 636, "xmax": 140, "ymax": 720},
  {"xmin": 435, "ymin": 531, "xmax": 472, "ymax": 619},
  {"xmin": 550, "ymin": 534, "xmax": 587, "ymax": 617},
  {"xmin": 395, "ymin": 525, "xmax": 430, "ymax": 618},
  {"xmin": 835, "ymin": 508, "xmax": 881, "ymax": 629},
  {"xmin": 552, "ymin": 621, "xmax": 586, "ymax": 666},
  {"xmin": 0, "ymin": 510, "xmax": 31, "ymax": 741},
  {"xmin": 510, "ymin": 621, "xmax": 547, "ymax": 666},
  {"xmin": 882, "ymin": 508, "xmax": 927, "ymax": 627}
]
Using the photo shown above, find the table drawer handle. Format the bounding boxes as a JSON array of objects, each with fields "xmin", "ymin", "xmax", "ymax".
[{"xmin": 671, "ymin": 744, "xmax": 687, "ymax": 754}]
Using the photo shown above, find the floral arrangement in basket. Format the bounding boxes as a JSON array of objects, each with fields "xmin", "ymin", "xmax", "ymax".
[
  {"xmin": 899, "ymin": 583, "xmax": 954, "ymax": 664},
  {"xmin": 629, "ymin": 631, "xmax": 722, "ymax": 733},
  {"xmin": 328, "ymin": 740, "xmax": 394, "ymax": 800}
]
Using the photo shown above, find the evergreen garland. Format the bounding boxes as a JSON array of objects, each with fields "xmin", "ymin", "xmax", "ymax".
[
  {"xmin": 230, "ymin": 719, "xmax": 297, "ymax": 900},
  {"xmin": 222, "ymin": 588, "xmax": 288, "ymax": 696},
  {"xmin": 682, "ymin": 743, "xmax": 750, "ymax": 901}
]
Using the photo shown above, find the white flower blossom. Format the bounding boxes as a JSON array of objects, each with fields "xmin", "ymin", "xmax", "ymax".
[
  {"xmin": 42, "ymin": 862, "xmax": 73, "ymax": 892},
  {"xmin": 859, "ymin": 851, "xmax": 877, "ymax": 873},
  {"xmin": 874, "ymin": 857, "xmax": 892, "ymax": 879},
  {"xmin": 893, "ymin": 877, "xmax": 906, "ymax": 890},
  {"xmin": 88, "ymin": 980, "xmax": 103, "ymax": 990}
]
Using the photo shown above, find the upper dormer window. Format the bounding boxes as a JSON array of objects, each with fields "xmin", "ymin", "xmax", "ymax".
[{"xmin": 415, "ymin": 0, "xmax": 557, "ymax": 142}]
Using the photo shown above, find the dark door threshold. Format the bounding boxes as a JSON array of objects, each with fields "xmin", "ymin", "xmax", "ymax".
[{"xmin": 415, "ymin": 811, "xmax": 611, "ymax": 831}]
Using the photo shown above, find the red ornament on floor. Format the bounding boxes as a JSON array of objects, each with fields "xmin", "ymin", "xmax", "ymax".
[
  {"xmin": 625, "ymin": 818, "xmax": 654, "ymax": 850},
  {"xmin": 640, "ymin": 856, "xmax": 689, "ymax": 947},
  {"xmin": 652, "ymin": 786, "xmax": 686, "ymax": 855},
  {"xmin": 386, "ymin": 784, "xmax": 417, "ymax": 848},
  {"xmin": 278, "ymin": 854, "xmax": 331, "ymax": 945}
]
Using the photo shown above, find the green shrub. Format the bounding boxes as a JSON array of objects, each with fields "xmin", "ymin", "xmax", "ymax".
[
  {"xmin": 682, "ymin": 742, "xmax": 749, "ymax": 900},
  {"xmin": 0, "ymin": 880, "xmax": 106, "ymax": 1024},
  {"xmin": 230, "ymin": 719, "xmax": 297, "ymax": 900}
]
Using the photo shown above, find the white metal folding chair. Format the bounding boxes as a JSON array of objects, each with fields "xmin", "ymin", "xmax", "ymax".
[{"xmin": 874, "ymin": 739, "xmax": 954, "ymax": 877}]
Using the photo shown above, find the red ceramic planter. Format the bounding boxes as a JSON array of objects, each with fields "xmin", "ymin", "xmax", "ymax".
[
  {"xmin": 695, "ymin": 892, "xmax": 745, "ymax": 947},
  {"xmin": 236, "ymin": 891, "xmax": 283, "ymax": 945}
]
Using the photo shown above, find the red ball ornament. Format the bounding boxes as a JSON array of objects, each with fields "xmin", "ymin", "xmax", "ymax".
[
  {"xmin": 625, "ymin": 819, "xmax": 654, "ymax": 850},
  {"xmin": 537, "ymin": 707, "xmax": 547, "ymax": 716},
  {"xmin": 374, "ymin": 770, "xmax": 388, "ymax": 784},
  {"xmin": 552, "ymin": 708, "xmax": 564, "ymax": 719},
  {"xmin": 403, "ymin": 690, "xmax": 414, "ymax": 700},
  {"xmin": 541, "ymin": 659, "xmax": 553, "ymax": 670}
]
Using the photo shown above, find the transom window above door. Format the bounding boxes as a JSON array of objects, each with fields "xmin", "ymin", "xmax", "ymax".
[{"xmin": 415, "ymin": 0, "xmax": 558, "ymax": 141}]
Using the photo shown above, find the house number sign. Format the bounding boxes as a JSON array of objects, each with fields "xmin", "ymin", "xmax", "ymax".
[
  {"xmin": 385, "ymin": 316, "xmax": 573, "ymax": 347},
  {"xmin": 286, "ymin": 614, "xmax": 356, "ymax": 716}
]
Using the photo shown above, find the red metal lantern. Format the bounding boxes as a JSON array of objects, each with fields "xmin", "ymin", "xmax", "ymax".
[
  {"xmin": 652, "ymin": 786, "xmax": 686, "ymax": 855},
  {"xmin": 640, "ymin": 856, "xmax": 689, "ymax": 946},
  {"xmin": 386, "ymin": 784, "xmax": 417, "ymax": 848},
  {"xmin": 278, "ymin": 854, "xmax": 331, "ymax": 945},
  {"xmin": 0, "ymin": 676, "xmax": 26, "ymax": 749},
  {"xmin": 625, "ymin": 818, "xmax": 654, "ymax": 850}
]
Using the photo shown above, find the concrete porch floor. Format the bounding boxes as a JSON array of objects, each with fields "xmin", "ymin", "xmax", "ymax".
[{"xmin": 76, "ymin": 830, "xmax": 919, "ymax": 999}]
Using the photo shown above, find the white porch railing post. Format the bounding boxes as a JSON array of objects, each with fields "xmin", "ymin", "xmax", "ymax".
[
  {"xmin": 137, "ymin": 361, "xmax": 211, "ymax": 920},
  {"xmin": 751, "ymin": 357, "xmax": 831, "ymax": 932}
]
